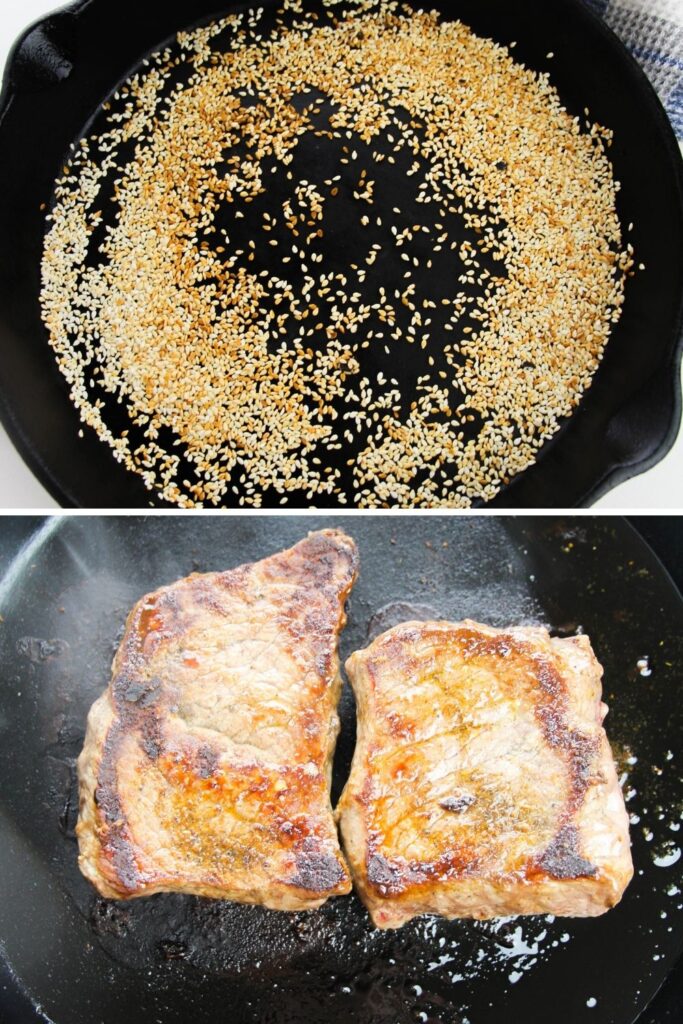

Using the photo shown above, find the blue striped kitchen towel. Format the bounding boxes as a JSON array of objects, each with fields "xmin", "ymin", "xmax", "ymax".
[{"xmin": 583, "ymin": 0, "xmax": 683, "ymax": 139}]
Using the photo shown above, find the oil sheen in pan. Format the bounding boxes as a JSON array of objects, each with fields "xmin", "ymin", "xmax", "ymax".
[
  {"xmin": 0, "ymin": 516, "xmax": 681, "ymax": 1024},
  {"xmin": 40, "ymin": 0, "xmax": 632, "ymax": 510}
]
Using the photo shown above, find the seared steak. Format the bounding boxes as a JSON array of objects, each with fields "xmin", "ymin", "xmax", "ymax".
[
  {"xmin": 338, "ymin": 619, "xmax": 633, "ymax": 929},
  {"xmin": 77, "ymin": 530, "xmax": 357, "ymax": 909}
]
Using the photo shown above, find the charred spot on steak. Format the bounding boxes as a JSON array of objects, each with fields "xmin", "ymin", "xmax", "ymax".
[{"xmin": 537, "ymin": 825, "xmax": 598, "ymax": 880}]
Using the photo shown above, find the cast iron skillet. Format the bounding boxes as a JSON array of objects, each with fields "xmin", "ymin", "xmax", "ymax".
[
  {"xmin": 0, "ymin": 0, "xmax": 681, "ymax": 508},
  {"xmin": 0, "ymin": 515, "xmax": 681, "ymax": 1024}
]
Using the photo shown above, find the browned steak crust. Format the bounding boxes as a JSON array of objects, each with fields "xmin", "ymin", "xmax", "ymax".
[
  {"xmin": 338, "ymin": 620, "xmax": 633, "ymax": 929},
  {"xmin": 77, "ymin": 530, "xmax": 357, "ymax": 909}
]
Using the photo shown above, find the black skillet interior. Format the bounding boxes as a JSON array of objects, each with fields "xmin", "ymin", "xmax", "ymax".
[
  {"xmin": 0, "ymin": 515, "xmax": 681, "ymax": 1024},
  {"xmin": 0, "ymin": 0, "xmax": 681, "ymax": 508}
]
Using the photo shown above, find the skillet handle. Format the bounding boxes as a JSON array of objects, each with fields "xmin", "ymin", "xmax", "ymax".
[
  {"xmin": 7, "ymin": 13, "xmax": 75, "ymax": 91},
  {"xmin": 603, "ymin": 363, "xmax": 682, "ymax": 471}
]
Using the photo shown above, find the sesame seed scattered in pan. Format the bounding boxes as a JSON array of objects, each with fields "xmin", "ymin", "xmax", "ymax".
[{"xmin": 41, "ymin": 0, "xmax": 632, "ymax": 508}]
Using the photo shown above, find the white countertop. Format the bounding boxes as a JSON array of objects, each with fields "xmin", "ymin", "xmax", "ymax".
[{"xmin": 1, "ymin": 0, "xmax": 681, "ymax": 510}]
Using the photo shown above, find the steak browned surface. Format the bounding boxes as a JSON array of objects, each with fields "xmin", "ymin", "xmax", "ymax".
[
  {"xmin": 77, "ymin": 530, "xmax": 357, "ymax": 909},
  {"xmin": 338, "ymin": 619, "xmax": 633, "ymax": 929}
]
